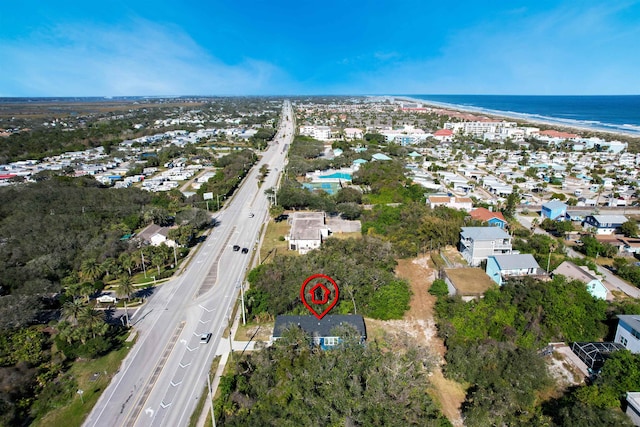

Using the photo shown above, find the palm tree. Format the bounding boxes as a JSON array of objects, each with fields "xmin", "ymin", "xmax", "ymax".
[
  {"xmin": 116, "ymin": 275, "xmax": 135, "ymax": 302},
  {"xmin": 119, "ymin": 253, "xmax": 134, "ymax": 276},
  {"xmin": 81, "ymin": 258, "xmax": 102, "ymax": 282},
  {"xmin": 530, "ymin": 218, "xmax": 540, "ymax": 232},
  {"xmin": 65, "ymin": 282, "xmax": 83, "ymax": 302},
  {"xmin": 152, "ymin": 253, "xmax": 164, "ymax": 276},
  {"xmin": 62, "ymin": 299, "xmax": 84, "ymax": 325},
  {"xmin": 78, "ymin": 306, "xmax": 105, "ymax": 340},
  {"xmin": 101, "ymin": 258, "xmax": 116, "ymax": 279},
  {"xmin": 116, "ymin": 275, "xmax": 135, "ymax": 327},
  {"xmin": 79, "ymin": 282, "xmax": 94, "ymax": 303}
]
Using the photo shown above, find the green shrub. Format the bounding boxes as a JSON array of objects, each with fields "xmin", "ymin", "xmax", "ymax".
[
  {"xmin": 366, "ymin": 280, "xmax": 411, "ymax": 320},
  {"xmin": 429, "ymin": 279, "xmax": 449, "ymax": 297}
]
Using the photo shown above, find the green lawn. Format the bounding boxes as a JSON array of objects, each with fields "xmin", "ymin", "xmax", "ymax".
[
  {"xmin": 259, "ymin": 219, "xmax": 294, "ymax": 262},
  {"xmin": 32, "ymin": 336, "xmax": 135, "ymax": 427}
]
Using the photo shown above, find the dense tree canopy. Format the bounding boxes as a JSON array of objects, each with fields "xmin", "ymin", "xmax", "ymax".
[
  {"xmin": 362, "ymin": 204, "xmax": 469, "ymax": 257},
  {"xmin": 216, "ymin": 327, "xmax": 449, "ymax": 426},
  {"xmin": 246, "ymin": 237, "xmax": 410, "ymax": 320},
  {"xmin": 197, "ymin": 149, "xmax": 257, "ymax": 204},
  {"xmin": 352, "ymin": 159, "xmax": 425, "ymax": 204},
  {"xmin": 433, "ymin": 275, "xmax": 613, "ymax": 425}
]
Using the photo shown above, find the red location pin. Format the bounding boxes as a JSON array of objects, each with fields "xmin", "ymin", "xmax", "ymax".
[{"xmin": 300, "ymin": 274, "xmax": 339, "ymax": 320}]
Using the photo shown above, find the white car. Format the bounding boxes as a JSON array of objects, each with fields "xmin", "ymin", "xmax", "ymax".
[{"xmin": 200, "ymin": 332, "xmax": 212, "ymax": 344}]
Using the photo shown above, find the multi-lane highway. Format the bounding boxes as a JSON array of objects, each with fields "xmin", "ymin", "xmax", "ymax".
[{"xmin": 84, "ymin": 100, "xmax": 295, "ymax": 427}]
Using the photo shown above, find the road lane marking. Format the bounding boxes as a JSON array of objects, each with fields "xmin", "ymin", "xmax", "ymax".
[
  {"xmin": 195, "ymin": 226, "xmax": 236, "ymax": 297},
  {"xmin": 199, "ymin": 304, "xmax": 213, "ymax": 312},
  {"xmin": 122, "ymin": 321, "xmax": 185, "ymax": 427}
]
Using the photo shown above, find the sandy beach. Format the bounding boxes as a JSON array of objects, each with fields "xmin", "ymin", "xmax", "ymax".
[{"xmin": 390, "ymin": 95, "xmax": 640, "ymax": 140}]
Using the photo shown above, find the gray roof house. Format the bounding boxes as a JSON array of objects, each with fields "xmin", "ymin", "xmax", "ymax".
[
  {"xmin": 288, "ymin": 212, "xmax": 331, "ymax": 254},
  {"xmin": 615, "ymin": 314, "xmax": 640, "ymax": 354},
  {"xmin": 582, "ymin": 215, "xmax": 628, "ymax": 235},
  {"xmin": 272, "ymin": 315, "xmax": 366, "ymax": 350},
  {"xmin": 486, "ymin": 254, "xmax": 547, "ymax": 286},
  {"xmin": 553, "ymin": 261, "xmax": 609, "ymax": 300},
  {"xmin": 459, "ymin": 227, "xmax": 513, "ymax": 267}
]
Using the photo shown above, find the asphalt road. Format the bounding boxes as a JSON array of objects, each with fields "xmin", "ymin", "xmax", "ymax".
[{"xmin": 84, "ymin": 101, "xmax": 295, "ymax": 427}]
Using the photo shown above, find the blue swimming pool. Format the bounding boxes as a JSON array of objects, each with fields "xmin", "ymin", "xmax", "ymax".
[{"xmin": 319, "ymin": 172, "xmax": 352, "ymax": 181}]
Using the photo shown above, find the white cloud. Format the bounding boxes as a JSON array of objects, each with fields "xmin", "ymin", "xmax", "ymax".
[
  {"xmin": 334, "ymin": 3, "xmax": 640, "ymax": 95},
  {"xmin": 0, "ymin": 19, "xmax": 292, "ymax": 96}
]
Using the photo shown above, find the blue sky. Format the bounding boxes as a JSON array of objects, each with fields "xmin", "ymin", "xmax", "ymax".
[{"xmin": 1, "ymin": 0, "xmax": 639, "ymax": 96}]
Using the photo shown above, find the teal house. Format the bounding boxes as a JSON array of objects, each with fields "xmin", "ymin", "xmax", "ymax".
[
  {"xmin": 486, "ymin": 254, "xmax": 546, "ymax": 286},
  {"xmin": 541, "ymin": 199, "xmax": 567, "ymax": 221},
  {"xmin": 553, "ymin": 261, "xmax": 609, "ymax": 300}
]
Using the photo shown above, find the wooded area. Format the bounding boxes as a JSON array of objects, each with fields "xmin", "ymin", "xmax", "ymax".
[
  {"xmin": 216, "ymin": 327, "xmax": 450, "ymax": 426},
  {"xmin": 246, "ymin": 237, "xmax": 410, "ymax": 321},
  {"xmin": 433, "ymin": 276, "xmax": 635, "ymax": 425}
]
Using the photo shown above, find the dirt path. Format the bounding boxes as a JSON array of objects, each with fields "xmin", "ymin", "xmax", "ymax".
[{"xmin": 388, "ymin": 256, "xmax": 466, "ymax": 426}]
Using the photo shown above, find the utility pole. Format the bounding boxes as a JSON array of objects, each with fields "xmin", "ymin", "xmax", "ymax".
[
  {"xmin": 207, "ymin": 373, "xmax": 216, "ymax": 427},
  {"xmin": 124, "ymin": 300, "xmax": 130, "ymax": 327},
  {"xmin": 228, "ymin": 316, "xmax": 233, "ymax": 360},
  {"xmin": 141, "ymin": 250, "xmax": 147, "ymax": 278},
  {"xmin": 173, "ymin": 245, "xmax": 178, "ymax": 269},
  {"xmin": 216, "ymin": 194, "xmax": 220, "ymax": 211},
  {"xmin": 240, "ymin": 281, "xmax": 246, "ymax": 325}
]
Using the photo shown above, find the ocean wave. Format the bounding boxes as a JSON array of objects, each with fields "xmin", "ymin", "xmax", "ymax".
[{"xmin": 399, "ymin": 95, "xmax": 640, "ymax": 137}]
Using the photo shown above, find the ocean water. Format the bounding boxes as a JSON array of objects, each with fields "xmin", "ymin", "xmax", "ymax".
[{"xmin": 404, "ymin": 95, "xmax": 640, "ymax": 136}]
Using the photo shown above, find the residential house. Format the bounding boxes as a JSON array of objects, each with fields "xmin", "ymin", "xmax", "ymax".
[
  {"xmin": 433, "ymin": 129, "xmax": 453, "ymax": 142},
  {"xmin": 615, "ymin": 315, "xmax": 640, "ymax": 353},
  {"xmin": 288, "ymin": 212, "xmax": 331, "ymax": 254},
  {"xmin": 136, "ymin": 223, "xmax": 176, "ymax": 247},
  {"xmin": 371, "ymin": 153, "xmax": 392, "ymax": 161},
  {"xmin": 552, "ymin": 261, "xmax": 609, "ymax": 300},
  {"xmin": 299, "ymin": 125, "xmax": 332, "ymax": 140},
  {"xmin": 272, "ymin": 315, "xmax": 366, "ymax": 350},
  {"xmin": 582, "ymin": 215, "xmax": 628, "ymax": 235},
  {"xmin": 541, "ymin": 199, "xmax": 568, "ymax": 221},
  {"xmin": 441, "ymin": 268, "xmax": 496, "ymax": 301},
  {"xmin": 469, "ymin": 207, "xmax": 507, "ymax": 228},
  {"xmin": 428, "ymin": 195, "xmax": 473, "ymax": 212},
  {"xmin": 626, "ymin": 392, "xmax": 640, "ymax": 426},
  {"xmin": 620, "ymin": 237, "xmax": 640, "ymax": 255},
  {"xmin": 459, "ymin": 227, "xmax": 513, "ymax": 267},
  {"xmin": 343, "ymin": 128, "xmax": 363, "ymax": 140},
  {"xmin": 486, "ymin": 254, "xmax": 547, "ymax": 286}
]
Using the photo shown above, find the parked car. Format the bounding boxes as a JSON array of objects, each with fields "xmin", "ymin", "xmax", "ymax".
[{"xmin": 275, "ymin": 214, "xmax": 289, "ymax": 222}]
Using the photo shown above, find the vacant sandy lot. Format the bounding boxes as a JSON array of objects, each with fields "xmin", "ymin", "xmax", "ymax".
[{"xmin": 372, "ymin": 256, "xmax": 466, "ymax": 426}]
